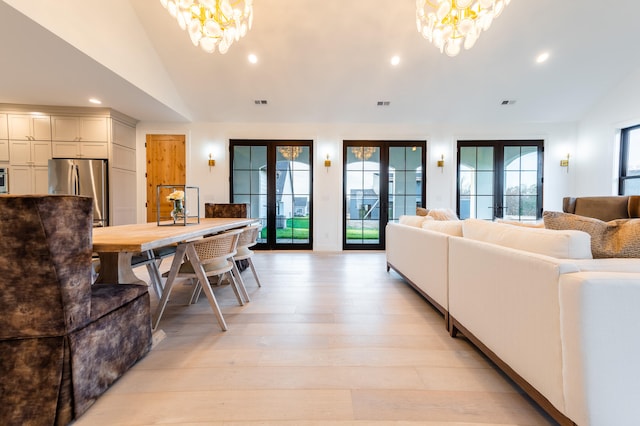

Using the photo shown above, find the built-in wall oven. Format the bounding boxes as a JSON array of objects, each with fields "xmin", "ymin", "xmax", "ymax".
[{"xmin": 0, "ymin": 168, "xmax": 7, "ymax": 194}]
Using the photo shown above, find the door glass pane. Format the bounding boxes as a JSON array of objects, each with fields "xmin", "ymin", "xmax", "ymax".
[
  {"xmin": 346, "ymin": 145, "xmax": 380, "ymax": 245},
  {"xmin": 503, "ymin": 146, "xmax": 539, "ymax": 222},
  {"xmin": 233, "ymin": 145, "xmax": 267, "ymax": 243},
  {"xmin": 275, "ymin": 145, "xmax": 310, "ymax": 244},
  {"xmin": 626, "ymin": 128, "xmax": 640, "ymax": 176},
  {"xmin": 459, "ymin": 146, "xmax": 495, "ymax": 220},
  {"xmin": 388, "ymin": 146, "xmax": 423, "ymax": 221}
]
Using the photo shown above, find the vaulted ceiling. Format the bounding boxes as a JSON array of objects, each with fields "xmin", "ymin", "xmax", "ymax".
[{"xmin": 2, "ymin": 0, "xmax": 640, "ymax": 125}]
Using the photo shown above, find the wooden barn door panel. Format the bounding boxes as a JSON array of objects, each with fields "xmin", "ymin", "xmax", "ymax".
[{"xmin": 146, "ymin": 134, "xmax": 186, "ymax": 222}]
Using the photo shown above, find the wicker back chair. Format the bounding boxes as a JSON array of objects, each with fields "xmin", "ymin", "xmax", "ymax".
[
  {"xmin": 234, "ymin": 224, "xmax": 262, "ymax": 287},
  {"xmin": 153, "ymin": 229, "xmax": 247, "ymax": 331}
]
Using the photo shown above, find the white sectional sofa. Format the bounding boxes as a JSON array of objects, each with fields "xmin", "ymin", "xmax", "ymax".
[{"xmin": 385, "ymin": 217, "xmax": 640, "ymax": 426}]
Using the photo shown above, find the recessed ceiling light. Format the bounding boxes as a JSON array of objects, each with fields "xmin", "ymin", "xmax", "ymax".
[
  {"xmin": 248, "ymin": 54, "xmax": 258, "ymax": 64},
  {"xmin": 390, "ymin": 55, "xmax": 400, "ymax": 66},
  {"xmin": 89, "ymin": 98, "xmax": 102, "ymax": 105},
  {"xmin": 536, "ymin": 52, "xmax": 550, "ymax": 64}
]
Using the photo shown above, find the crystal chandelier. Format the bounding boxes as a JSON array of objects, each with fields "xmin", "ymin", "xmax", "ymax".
[
  {"xmin": 351, "ymin": 147, "xmax": 377, "ymax": 161},
  {"xmin": 160, "ymin": 0, "xmax": 253, "ymax": 54},
  {"xmin": 416, "ymin": 0, "xmax": 511, "ymax": 57}
]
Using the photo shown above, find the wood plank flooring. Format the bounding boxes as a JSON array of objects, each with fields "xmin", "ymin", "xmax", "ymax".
[{"xmin": 74, "ymin": 251, "xmax": 556, "ymax": 425}]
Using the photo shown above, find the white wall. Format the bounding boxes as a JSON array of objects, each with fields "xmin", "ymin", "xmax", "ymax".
[
  {"xmin": 575, "ymin": 67, "xmax": 640, "ymax": 196},
  {"xmin": 136, "ymin": 120, "xmax": 577, "ymax": 251}
]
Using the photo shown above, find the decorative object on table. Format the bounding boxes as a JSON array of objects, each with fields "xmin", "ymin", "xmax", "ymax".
[{"xmin": 157, "ymin": 185, "xmax": 200, "ymax": 226}]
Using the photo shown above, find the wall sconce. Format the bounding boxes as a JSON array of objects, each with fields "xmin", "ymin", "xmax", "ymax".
[
  {"xmin": 560, "ymin": 153, "xmax": 569, "ymax": 172},
  {"xmin": 324, "ymin": 154, "xmax": 332, "ymax": 169},
  {"xmin": 208, "ymin": 153, "xmax": 215, "ymax": 171},
  {"xmin": 437, "ymin": 154, "xmax": 445, "ymax": 172}
]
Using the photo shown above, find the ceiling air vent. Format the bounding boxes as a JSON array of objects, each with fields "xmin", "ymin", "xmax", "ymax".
[
  {"xmin": 254, "ymin": 99, "xmax": 268, "ymax": 105},
  {"xmin": 377, "ymin": 101, "xmax": 390, "ymax": 106},
  {"xmin": 500, "ymin": 99, "xmax": 516, "ymax": 105}
]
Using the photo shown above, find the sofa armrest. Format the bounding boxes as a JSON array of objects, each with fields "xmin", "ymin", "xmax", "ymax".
[
  {"xmin": 386, "ymin": 222, "xmax": 449, "ymax": 312},
  {"xmin": 559, "ymin": 272, "xmax": 640, "ymax": 426}
]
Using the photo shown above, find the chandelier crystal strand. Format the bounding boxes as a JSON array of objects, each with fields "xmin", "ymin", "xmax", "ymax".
[
  {"xmin": 161, "ymin": 0, "xmax": 253, "ymax": 54},
  {"xmin": 351, "ymin": 147, "xmax": 377, "ymax": 161},
  {"xmin": 416, "ymin": 0, "xmax": 510, "ymax": 57}
]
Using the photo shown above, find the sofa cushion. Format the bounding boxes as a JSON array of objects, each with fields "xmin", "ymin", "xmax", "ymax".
[
  {"xmin": 421, "ymin": 219, "xmax": 463, "ymax": 236},
  {"xmin": 398, "ymin": 215, "xmax": 430, "ymax": 227},
  {"xmin": 544, "ymin": 211, "xmax": 640, "ymax": 258},
  {"xmin": 416, "ymin": 207, "xmax": 429, "ymax": 216},
  {"xmin": 495, "ymin": 218, "xmax": 545, "ymax": 228},
  {"xmin": 463, "ymin": 218, "xmax": 592, "ymax": 259}
]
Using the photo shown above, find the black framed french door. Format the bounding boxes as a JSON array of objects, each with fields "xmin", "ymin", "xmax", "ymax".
[
  {"xmin": 457, "ymin": 140, "xmax": 544, "ymax": 221},
  {"xmin": 343, "ymin": 141, "xmax": 426, "ymax": 250},
  {"xmin": 230, "ymin": 140, "xmax": 313, "ymax": 250}
]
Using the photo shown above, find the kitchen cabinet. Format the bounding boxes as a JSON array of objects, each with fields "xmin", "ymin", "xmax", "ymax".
[
  {"xmin": 9, "ymin": 138, "xmax": 51, "ymax": 194},
  {"xmin": 9, "ymin": 140, "xmax": 51, "ymax": 166},
  {"xmin": 1, "ymin": 105, "xmax": 138, "ymax": 223},
  {"xmin": 8, "ymin": 114, "xmax": 51, "ymax": 140},
  {"xmin": 51, "ymin": 116, "xmax": 108, "ymax": 142},
  {"xmin": 9, "ymin": 165, "xmax": 48, "ymax": 195},
  {"xmin": 0, "ymin": 114, "xmax": 8, "ymax": 162},
  {"xmin": 109, "ymin": 118, "xmax": 137, "ymax": 224},
  {"xmin": 52, "ymin": 141, "xmax": 108, "ymax": 159},
  {"xmin": 51, "ymin": 116, "xmax": 109, "ymax": 159}
]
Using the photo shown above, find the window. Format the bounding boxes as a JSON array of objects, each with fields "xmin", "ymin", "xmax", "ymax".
[{"xmin": 619, "ymin": 125, "xmax": 640, "ymax": 195}]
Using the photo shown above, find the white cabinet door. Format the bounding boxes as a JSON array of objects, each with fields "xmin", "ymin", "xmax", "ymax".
[
  {"xmin": 52, "ymin": 141, "xmax": 80, "ymax": 158},
  {"xmin": 0, "ymin": 114, "xmax": 7, "ymax": 139},
  {"xmin": 80, "ymin": 142, "xmax": 108, "ymax": 159},
  {"xmin": 8, "ymin": 165, "xmax": 31, "ymax": 194},
  {"xmin": 8, "ymin": 165, "xmax": 50, "ymax": 194},
  {"xmin": 110, "ymin": 168, "xmax": 137, "ymax": 225},
  {"xmin": 112, "ymin": 120, "xmax": 136, "ymax": 149},
  {"xmin": 80, "ymin": 117, "xmax": 108, "ymax": 141},
  {"xmin": 52, "ymin": 141, "xmax": 108, "ymax": 159},
  {"xmin": 34, "ymin": 166, "xmax": 49, "ymax": 194},
  {"xmin": 10, "ymin": 140, "xmax": 51, "ymax": 166},
  {"xmin": 0, "ymin": 140, "xmax": 8, "ymax": 162},
  {"xmin": 9, "ymin": 140, "xmax": 31, "ymax": 164},
  {"xmin": 51, "ymin": 116, "xmax": 78, "ymax": 141},
  {"xmin": 33, "ymin": 141, "xmax": 52, "ymax": 165},
  {"xmin": 8, "ymin": 115, "xmax": 51, "ymax": 140},
  {"xmin": 52, "ymin": 116, "xmax": 108, "ymax": 142}
]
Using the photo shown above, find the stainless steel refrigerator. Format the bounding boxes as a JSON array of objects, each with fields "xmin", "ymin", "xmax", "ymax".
[{"xmin": 48, "ymin": 159, "xmax": 108, "ymax": 227}]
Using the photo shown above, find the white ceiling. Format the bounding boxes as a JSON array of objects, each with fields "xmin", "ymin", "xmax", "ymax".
[{"xmin": 2, "ymin": 0, "xmax": 640, "ymax": 125}]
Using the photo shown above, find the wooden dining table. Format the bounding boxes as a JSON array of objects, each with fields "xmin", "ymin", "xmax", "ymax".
[{"xmin": 93, "ymin": 217, "xmax": 259, "ymax": 328}]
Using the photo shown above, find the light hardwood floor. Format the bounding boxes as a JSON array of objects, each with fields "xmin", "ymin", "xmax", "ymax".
[{"xmin": 75, "ymin": 251, "xmax": 556, "ymax": 425}]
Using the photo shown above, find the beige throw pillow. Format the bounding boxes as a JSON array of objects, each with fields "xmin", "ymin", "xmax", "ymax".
[
  {"xmin": 543, "ymin": 211, "xmax": 640, "ymax": 258},
  {"xmin": 427, "ymin": 208, "xmax": 459, "ymax": 221}
]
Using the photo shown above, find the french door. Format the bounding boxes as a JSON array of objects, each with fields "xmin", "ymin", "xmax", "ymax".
[
  {"xmin": 343, "ymin": 141, "xmax": 426, "ymax": 250},
  {"xmin": 457, "ymin": 140, "xmax": 543, "ymax": 221},
  {"xmin": 230, "ymin": 140, "xmax": 312, "ymax": 250}
]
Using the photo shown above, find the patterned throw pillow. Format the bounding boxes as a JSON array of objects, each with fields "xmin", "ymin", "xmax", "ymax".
[
  {"xmin": 416, "ymin": 207, "xmax": 429, "ymax": 216},
  {"xmin": 543, "ymin": 211, "xmax": 640, "ymax": 258}
]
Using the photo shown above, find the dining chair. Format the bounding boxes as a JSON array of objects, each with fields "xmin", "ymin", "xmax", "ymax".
[
  {"xmin": 152, "ymin": 228, "xmax": 248, "ymax": 331},
  {"xmin": 233, "ymin": 224, "xmax": 262, "ymax": 287}
]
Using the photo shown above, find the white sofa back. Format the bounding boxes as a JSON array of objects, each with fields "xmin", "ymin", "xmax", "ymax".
[{"xmin": 462, "ymin": 218, "xmax": 592, "ymax": 259}]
